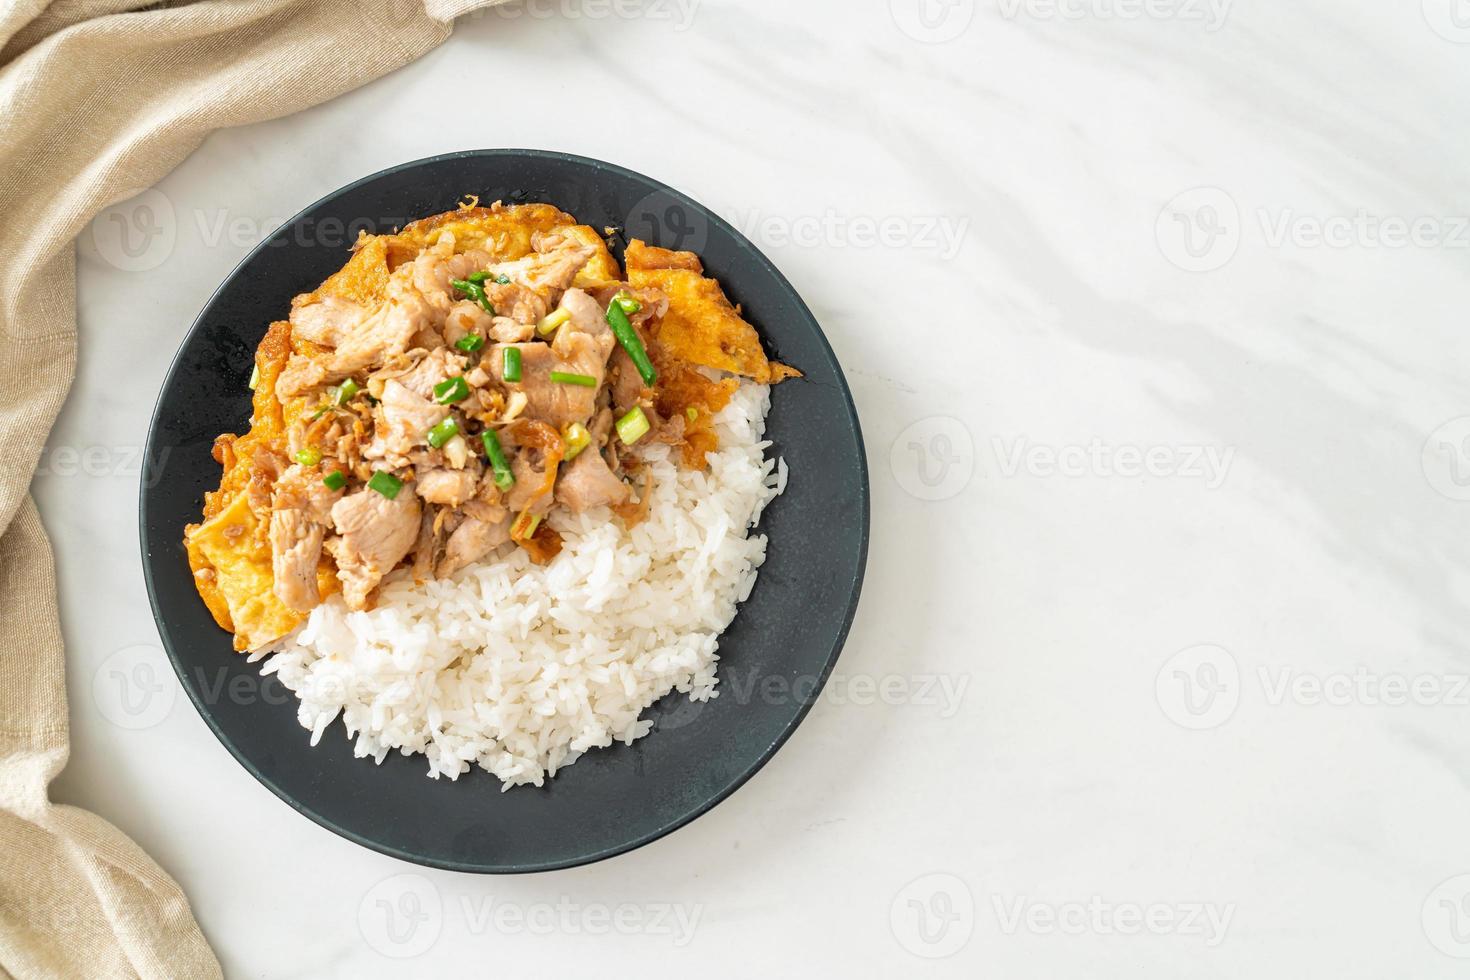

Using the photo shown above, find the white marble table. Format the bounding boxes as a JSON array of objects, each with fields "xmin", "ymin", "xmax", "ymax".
[{"xmin": 44, "ymin": 0, "xmax": 1470, "ymax": 975}]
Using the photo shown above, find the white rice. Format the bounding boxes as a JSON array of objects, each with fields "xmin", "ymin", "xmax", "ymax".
[{"xmin": 258, "ymin": 382, "xmax": 782, "ymax": 788}]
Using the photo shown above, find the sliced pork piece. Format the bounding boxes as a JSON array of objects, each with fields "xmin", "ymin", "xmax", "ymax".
[
  {"xmin": 555, "ymin": 448, "xmax": 630, "ymax": 513},
  {"xmin": 410, "ymin": 507, "xmax": 442, "ymax": 584},
  {"xmin": 489, "ymin": 314, "xmax": 535, "ymax": 343},
  {"xmin": 416, "ymin": 466, "xmax": 479, "ymax": 507},
  {"xmin": 277, "ymin": 283, "xmax": 438, "ymax": 398},
  {"xmin": 328, "ymin": 485, "xmax": 422, "ymax": 609},
  {"xmin": 330, "ymin": 285, "xmax": 437, "ymax": 376},
  {"xmin": 268, "ymin": 465, "xmax": 340, "ymax": 613},
  {"xmin": 484, "ymin": 282, "xmax": 549, "ymax": 325},
  {"xmin": 409, "ymin": 238, "xmax": 494, "ymax": 313},
  {"xmin": 437, "ymin": 514, "xmax": 511, "ymax": 578},
  {"xmin": 269, "ymin": 507, "xmax": 324, "ymax": 613},
  {"xmin": 488, "ymin": 332, "xmax": 610, "ymax": 429},
  {"xmin": 444, "ymin": 299, "xmax": 492, "ymax": 348},
  {"xmin": 378, "ymin": 347, "xmax": 465, "ymax": 400},
  {"xmin": 502, "ymin": 419, "xmax": 565, "ymax": 515},
  {"xmin": 485, "ymin": 234, "xmax": 595, "ymax": 306},
  {"xmin": 608, "ymin": 346, "xmax": 648, "ymax": 414},
  {"xmin": 289, "ymin": 294, "xmax": 366, "ymax": 348},
  {"xmin": 363, "ymin": 380, "xmax": 448, "ymax": 464},
  {"xmin": 555, "ymin": 288, "xmax": 613, "ymax": 355}
]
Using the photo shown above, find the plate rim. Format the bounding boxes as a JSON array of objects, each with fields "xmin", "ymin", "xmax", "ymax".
[{"xmin": 139, "ymin": 148, "xmax": 870, "ymax": 873}]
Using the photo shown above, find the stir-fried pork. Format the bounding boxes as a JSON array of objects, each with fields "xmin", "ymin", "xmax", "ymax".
[
  {"xmin": 328, "ymin": 486, "xmax": 421, "ymax": 609},
  {"xmin": 555, "ymin": 448, "xmax": 630, "ymax": 513}
]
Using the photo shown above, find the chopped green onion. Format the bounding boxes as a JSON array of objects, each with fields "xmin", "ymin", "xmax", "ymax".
[
  {"xmin": 606, "ymin": 302, "xmax": 657, "ymax": 386},
  {"xmin": 548, "ymin": 370, "xmax": 596, "ymax": 388},
  {"xmin": 537, "ymin": 308, "xmax": 571, "ymax": 337},
  {"xmin": 426, "ymin": 416, "xmax": 459, "ymax": 449},
  {"xmin": 563, "ymin": 422, "xmax": 591, "ymax": 460},
  {"xmin": 613, "ymin": 290, "xmax": 642, "ymax": 315},
  {"xmin": 294, "ymin": 447, "xmax": 322, "ymax": 466},
  {"xmin": 467, "ymin": 271, "xmax": 490, "ymax": 284},
  {"xmin": 433, "ymin": 375, "xmax": 471, "ymax": 404},
  {"xmin": 510, "ymin": 509, "xmax": 541, "ymax": 542},
  {"xmin": 248, "ymin": 364, "xmax": 260, "ymax": 390},
  {"xmin": 495, "ymin": 274, "xmax": 512, "ymax": 285},
  {"xmin": 686, "ymin": 406, "xmax": 698, "ymax": 421},
  {"xmin": 322, "ymin": 470, "xmax": 347, "ymax": 491},
  {"xmin": 616, "ymin": 406, "xmax": 651, "ymax": 445},
  {"xmin": 328, "ymin": 379, "xmax": 360, "ymax": 408},
  {"xmin": 367, "ymin": 470, "xmax": 403, "ymax": 500},
  {"xmin": 455, "ymin": 333, "xmax": 485, "ymax": 353},
  {"xmin": 310, "ymin": 405, "xmax": 330, "ymax": 421},
  {"xmin": 450, "ymin": 277, "xmax": 496, "ymax": 315},
  {"xmin": 503, "ymin": 346, "xmax": 522, "ymax": 383},
  {"xmin": 481, "ymin": 430, "xmax": 515, "ymax": 491}
]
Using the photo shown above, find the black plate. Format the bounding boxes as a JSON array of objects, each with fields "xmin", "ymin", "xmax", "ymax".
[{"xmin": 140, "ymin": 150, "xmax": 868, "ymax": 873}]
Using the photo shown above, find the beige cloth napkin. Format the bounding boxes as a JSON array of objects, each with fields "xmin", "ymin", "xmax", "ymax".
[{"xmin": 0, "ymin": 2, "xmax": 502, "ymax": 976}]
